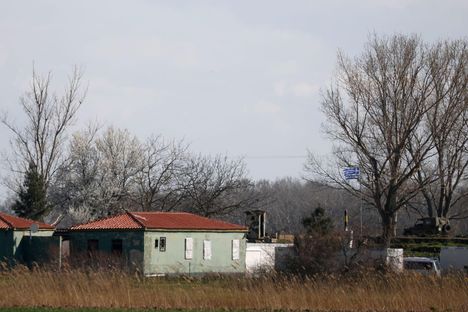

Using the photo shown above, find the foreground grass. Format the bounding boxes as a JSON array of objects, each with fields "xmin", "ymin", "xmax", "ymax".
[
  {"xmin": 0, "ymin": 310, "xmax": 210, "ymax": 312},
  {"xmin": 0, "ymin": 268, "xmax": 467, "ymax": 311},
  {"xmin": 0, "ymin": 310, "xmax": 160, "ymax": 312},
  {"xmin": 0, "ymin": 307, "xmax": 215, "ymax": 312}
]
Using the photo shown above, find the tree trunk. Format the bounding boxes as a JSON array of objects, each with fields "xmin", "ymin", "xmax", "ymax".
[
  {"xmin": 380, "ymin": 188, "xmax": 398, "ymax": 248},
  {"xmin": 381, "ymin": 213, "xmax": 396, "ymax": 248}
]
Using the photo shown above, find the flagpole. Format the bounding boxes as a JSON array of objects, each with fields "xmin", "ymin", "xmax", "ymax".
[
  {"xmin": 360, "ymin": 177, "xmax": 363, "ymax": 237},
  {"xmin": 344, "ymin": 167, "xmax": 362, "ymax": 237}
]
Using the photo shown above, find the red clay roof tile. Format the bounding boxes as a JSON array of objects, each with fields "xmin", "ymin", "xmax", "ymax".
[
  {"xmin": 133, "ymin": 212, "xmax": 246, "ymax": 231},
  {"xmin": 0, "ymin": 218, "xmax": 9, "ymax": 229},
  {"xmin": 71, "ymin": 212, "xmax": 247, "ymax": 231},
  {"xmin": 71, "ymin": 213, "xmax": 142, "ymax": 230},
  {"xmin": 0, "ymin": 212, "xmax": 54, "ymax": 230}
]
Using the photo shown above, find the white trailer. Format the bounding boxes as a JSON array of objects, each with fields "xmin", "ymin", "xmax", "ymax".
[{"xmin": 440, "ymin": 247, "xmax": 468, "ymax": 273}]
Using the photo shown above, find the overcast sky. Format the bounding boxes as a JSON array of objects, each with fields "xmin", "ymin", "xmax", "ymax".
[{"xmin": 0, "ymin": 0, "xmax": 467, "ymax": 200}]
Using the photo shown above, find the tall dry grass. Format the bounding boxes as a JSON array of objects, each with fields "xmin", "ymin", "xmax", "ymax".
[{"xmin": 0, "ymin": 266, "xmax": 467, "ymax": 311}]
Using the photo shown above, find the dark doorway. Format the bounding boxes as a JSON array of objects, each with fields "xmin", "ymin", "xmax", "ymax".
[
  {"xmin": 111, "ymin": 239, "xmax": 123, "ymax": 256},
  {"xmin": 87, "ymin": 239, "xmax": 99, "ymax": 256}
]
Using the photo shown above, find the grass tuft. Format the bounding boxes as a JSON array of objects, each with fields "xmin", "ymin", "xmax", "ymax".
[{"xmin": 0, "ymin": 267, "xmax": 467, "ymax": 311}]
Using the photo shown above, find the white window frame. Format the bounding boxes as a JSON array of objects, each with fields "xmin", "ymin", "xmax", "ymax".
[
  {"xmin": 185, "ymin": 237, "xmax": 193, "ymax": 260},
  {"xmin": 203, "ymin": 240, "xmax": 212, "ymax": 260},
  {"xmin": 232, "ymin": 239, "xmax": 240, "ymax": 260}
]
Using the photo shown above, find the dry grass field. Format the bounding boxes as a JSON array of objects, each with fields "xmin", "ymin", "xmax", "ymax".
[{"xmin": 0, "ymin": 267, "xmax": 467, "ymax": 311}]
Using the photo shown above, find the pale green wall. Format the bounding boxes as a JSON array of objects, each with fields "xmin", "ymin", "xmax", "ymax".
[
  {"xmin": 143, "ymin": 231, "xmax": 246, "ymax": 275},
  {"xmin": 68, "ymin": 230, "xmax": 247, "ymax": 275}
]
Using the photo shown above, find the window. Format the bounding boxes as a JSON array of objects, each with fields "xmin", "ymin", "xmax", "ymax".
[
  {"xmin": 160, "ymin": 237, "xmax": 166, "ymax": 252},
  {"xmin": 203, "ymin": 240, "xmax": 212, "ymax": 260},
  {"xmin": 154, "ymin": 239, "xmax": 159, "ymax": 248},
  {"xmin": 185, "ymin": 237, "xmax": 193, "ymax": 259},
  {"xmin": 232, "ymin": 239, "xmax": 240, "ymax": 260},
  {"xmin": 404, "ymin": 261, "xmax": 433, "ymax": 270},
  {"xmin": 111, "ymin": 239, "xmax": 123, "ymax": 256},
  {"xmin": 87, "ymin": 239, "xmax": 99, "ymax": 255}
]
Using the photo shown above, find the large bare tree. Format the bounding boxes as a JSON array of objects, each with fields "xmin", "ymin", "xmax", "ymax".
[
  {"xmin": 306, "ymin": 35, "xmax": 456, "ymax": 246},
  {"xmin": 1, "ymin": 67, "xmax": 85, "ymax": 218},
  {"xmin": 411, "ymin": 40, "xmax": 468, "ymax": 220}
]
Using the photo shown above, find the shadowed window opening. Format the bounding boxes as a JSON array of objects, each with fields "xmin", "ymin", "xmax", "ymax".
[{"xmin": 160, "ymin": 237, "xmax": 166, "ymax": 252}]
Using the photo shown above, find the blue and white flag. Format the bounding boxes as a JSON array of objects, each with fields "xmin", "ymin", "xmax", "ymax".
[{"xmin": 344, "ymin": 167, "xmax": 360, "ymax": 180}]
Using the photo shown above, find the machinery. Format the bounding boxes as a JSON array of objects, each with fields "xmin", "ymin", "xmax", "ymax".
[
  {"xmin": 245, "ymin": 210, "xmax": 268, "ymax": 242},
  {"xmin": 403, "ymin": 217, "xmax": 451, "ymax": 236}
]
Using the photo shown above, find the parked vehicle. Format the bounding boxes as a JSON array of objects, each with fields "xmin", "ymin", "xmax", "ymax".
[
  {"xmin": 403, "ymin": 217, "xmax": 451, "ymax": 236},
  {"xmin": 403, "ymin": 257, "xmax": 441, "ymax": 276}
]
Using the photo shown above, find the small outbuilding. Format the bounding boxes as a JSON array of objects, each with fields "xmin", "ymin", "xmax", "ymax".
[
  {"xmin": 69, "ymin": 211, "xmax": 247, "ymax": 275},
  {"xmin": 246, "ymin": 242, "xmax": 295, "ymax": 273},
  {"xmin": 0, "ymin": 212, "xmax": 56, "ymax": 265}
]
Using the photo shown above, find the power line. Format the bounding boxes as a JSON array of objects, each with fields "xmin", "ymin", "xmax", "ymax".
[{"xmin": 242, "ymin": 155, "xmax": 308, "ymax": 160}]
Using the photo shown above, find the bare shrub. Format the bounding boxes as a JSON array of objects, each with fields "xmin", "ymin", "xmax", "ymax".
[{"xmin": 284, "ymin": 233, "xmax": 341, "ymax": 276}]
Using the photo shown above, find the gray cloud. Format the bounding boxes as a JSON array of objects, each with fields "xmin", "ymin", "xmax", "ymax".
[{"xmin": 0, "ymin": 0, "xmax": 467, "ymax": 200}]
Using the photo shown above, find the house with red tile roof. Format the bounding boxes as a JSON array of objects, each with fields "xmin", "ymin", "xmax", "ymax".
[
  {"xmin": 68, "ymin": 211, "xmax": 248, "ymax": 275},
  {"xmin": 0, "ymin": 212, "xmax": 56, "ymax": 265}
]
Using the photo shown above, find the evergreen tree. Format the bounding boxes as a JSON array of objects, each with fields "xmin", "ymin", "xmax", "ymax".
[
  {"xmin": 302, "ymin": 205, "xmax": 333, "ymax": 236},
  {"xmin": 13, "ymin": 163, "xmax": 49, "ymax": 220}
]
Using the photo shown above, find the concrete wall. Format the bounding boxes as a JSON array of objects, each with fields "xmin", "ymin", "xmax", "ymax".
[
  {"xmin": 68, "ymin": 230, "xmax": 145, "ymax": 272},
  {"xmin": 143, "ymin": 231, "xmax": 246, "ymax": 275},
  {"xmin": 246, "ymin": 243, "xmax": 294, "ymax": 273}
]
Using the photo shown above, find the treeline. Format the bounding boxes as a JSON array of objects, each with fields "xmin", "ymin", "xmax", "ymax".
[
  {"xmin": 49, "ymin": 126, "xmax": 262, "ymax": 226},
  {"xmin": 233, "ymin": 178, "xmax": 468, "ymax": 236}
]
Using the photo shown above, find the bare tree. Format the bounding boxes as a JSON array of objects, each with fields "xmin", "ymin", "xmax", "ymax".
[
  {"xmin": 95, "ymin": 126, "xmax": 143, "ymax": 214},
  {"xmin": 133, "ymin": 135, "xmax": 188, "ymax": 211},
  {"xmin": 49, "ymin": 126, "xmax": 143, "ymax": 222},
  {"xmin": 0, "ymin": 192, "xmax": 16, "ymax": 214},
  {"xmin": 411, "ymin": 40, "xmax": 468, "ymax": 220},
  {"xmin": 179, "ymin": 154, "xmax": 258, "ymax": 217},
  {"xmin": 48, "ymin": 124, "xmax": 101, "ymax": 223},
  {"xmin": 1, "ymin": 67, "xmax": 85, "ymax": 217},
  {"xmin": 306, "ymin": 35, "xmax": 453, "ymax": 246}
]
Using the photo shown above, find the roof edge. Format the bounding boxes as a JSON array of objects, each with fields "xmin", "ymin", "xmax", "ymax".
[
  {"xmin": 0, "ymin": 212, "xmax": 54, "ymax": 230},
  {"xmin": 67, "ymin": 228, "xmax": 247, "ymax": 233},
  {"xmin": 126, "ymin": 211, "xmax": 146, "ymax": 229},
  {"xmin": 70, "ymin": 212, "xmax": 145, "ymax": 231},
  {"xmin": 0, "ymin": 214, "xmax": 14, "ymax": 229},
  {"xmin": 144, "ymin": 228, "xmax": 248, "ymax": 233},
  {"xmin": 68, "ymin": 228, "xmax": 145, "ymax": 232}
]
